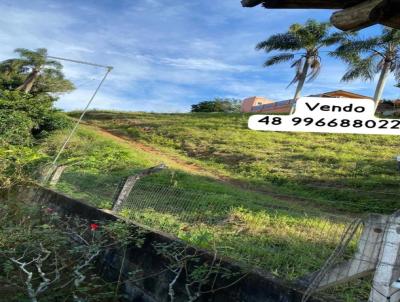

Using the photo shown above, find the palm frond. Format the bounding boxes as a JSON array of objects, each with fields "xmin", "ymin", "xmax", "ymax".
[
  {"xmin": 334, "ymin": 38, "xmax": 381, "ymax": 63},
  {"xmin": 393, "ymin": 60, "xmax": 400, "ymax": 82},
  {"xmin": 321, "ymin": 31, "xmax": 355, "ymax": 47},
  {"xmin": 290, "ymin": 19, "xmax": 332, "ymax": 50},
  {"xmin": 381, "ymin": 28, "xmax": 400, "ymax": 45},
  {"xmin": 42, "ymin": 68, "xmax": 64, "ymax": 78},
  {"xmin": 256, "ymin": 33, "xmax": 302, "ymax": 52},
  {"xmin": 0, "ymin": 59, "xmax": 24, "ymax": 75},
  {"xmin": 341, "ymin": 57, "xmax": 375, "ymax": 82},
  {"xmin": 307, "ymin": 57, "xmax": 321, "ymax": 82},
  {"xmin": 263, "ymin": 53, "xmax": 295, "ymax": 67},
  {"xmin": 45, "ymin": 60, "xmax": 63, "ymax": 70},
  {"xmin": 14, "ymin": 48, "xmax": 47, "ymax": 68},
  {"xmin": 287, "ymin": 58, "xmax": 303, "ymax": 87}
]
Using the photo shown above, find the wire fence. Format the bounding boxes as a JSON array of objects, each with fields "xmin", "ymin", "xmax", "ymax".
[
  {"xmin": 44, "ymin": 166, "xmax": 123, "ymax": 209},
  {"xmin": 116, "ymin": 181, "xmax": 400, "ymax": 302},
  {"xmin": 115, "ymin": 180, "xmax": 361, "ymax": 284}
]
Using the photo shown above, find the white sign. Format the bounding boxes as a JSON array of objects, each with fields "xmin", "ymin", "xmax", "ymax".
[{"xmin": 249, "ymin": 97, "xmax": 400, "ymax": 135}]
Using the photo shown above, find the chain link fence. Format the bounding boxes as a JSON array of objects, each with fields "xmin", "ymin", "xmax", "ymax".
[
  {"xmin": 115, "ymin": 180, "xmax": 361, "ymax": 283},
  {"xmin": 43, "ymin": 165, "xmax": 124, "ymax": 209}
]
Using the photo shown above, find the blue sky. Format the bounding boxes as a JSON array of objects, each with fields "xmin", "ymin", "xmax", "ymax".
[{"xmin": 0, "ymin": 0, "xmax": 399, "ymax": 112}]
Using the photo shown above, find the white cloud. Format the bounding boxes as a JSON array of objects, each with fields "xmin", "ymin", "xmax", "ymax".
[
  {"xmin": 160, "ymin": 57, "xmax": 251, "ymax": 72},
  {"xmin": 0, "ymin": 0, "xmax": 398, "ymax": 114}
]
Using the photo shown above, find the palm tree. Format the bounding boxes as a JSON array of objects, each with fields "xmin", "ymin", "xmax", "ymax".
[
  {"xmin": 256, "ymin": 19, "xmax": 347, "ymax": 109},
  {"xmin": 0, "ymin": 59, "xmax": 24, "ymax": 90},
  {"xmin": 13, "ymin": 48, "xmax": 64, "ymax": 93},
  {"xmin": 0, "ymin": 48, "xmax": 74, "ymax": 94},
  {"xmin": 333, "ymin": 28, "xmax": 400, "ymax": 108}
]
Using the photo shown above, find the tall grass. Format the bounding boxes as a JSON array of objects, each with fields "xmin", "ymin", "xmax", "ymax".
[{"xmin": 73, "ymin": 111, "xmax": 400, "ymax": 214}]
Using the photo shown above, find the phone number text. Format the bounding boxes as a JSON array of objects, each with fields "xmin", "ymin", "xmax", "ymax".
[{"xmin": 258, "ymin": 116, "xmax": 400, "ymax": 129}]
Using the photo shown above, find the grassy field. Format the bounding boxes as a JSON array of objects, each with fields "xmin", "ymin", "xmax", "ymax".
[
  {"xmin": 32, "ymin": 113, "xmax": 391, "ymax": 300},
  {"xmin": 70, "ymin": 110, "xmax": 400, "ymax": 214}
]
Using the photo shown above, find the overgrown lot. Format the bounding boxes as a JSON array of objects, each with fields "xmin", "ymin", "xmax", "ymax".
[
  {"xmin": 72, "ymin": 110, "xmax": 400, "ymax": 214},
  {"xmin": 3, "ymin": 119, "xmax": 371, "ymax": 300},
  {"xmin": 41, "ymin": 123, "xmax": 371, "ymax": 300}
]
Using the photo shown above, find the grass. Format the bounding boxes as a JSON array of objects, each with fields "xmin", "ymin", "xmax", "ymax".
[
  {"xmin": 70, "ymin": 110, "xmax": 400, "ymax": 214},
  {"xmin": 41, "ymin": 126, "xmax": 311, "ymax": 213},
  {"xmin": 119, "ymin": 181, "xmax": 356, "ymax": 280},
  {"xmin": 31, "ymin": 114, "xmax": 383, "ymax": 300}
]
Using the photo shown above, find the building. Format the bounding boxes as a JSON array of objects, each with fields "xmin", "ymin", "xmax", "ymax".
[
  {"xmin": 249, "ymin": 99, "xmax": 295, "ymax": 114},
  {"xmin": 241, "ymin": 96, "xmax": 274, "ymax": 113},
  {"xmin": 241, "ymin": 90, "xmax": 372, "ymax": 114},
  {"xmin": 309, "ymin": 90, "xmax": 373, "ymax": 100}
]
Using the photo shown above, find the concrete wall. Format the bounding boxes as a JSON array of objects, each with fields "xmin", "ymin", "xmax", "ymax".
[
  {"xmin": 9, "ymin": 185, "xmax": 329, "ymax": 302},
  {"xmin": 257, "ymin": 105, "xmax": 291, "ymax": 114}
]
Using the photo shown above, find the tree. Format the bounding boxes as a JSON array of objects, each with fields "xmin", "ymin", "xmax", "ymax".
[
  {"xmin": 333, "ymin": 28, "xmax": 400, "ymax": 108},
  {"xmin": 0, "ymin": 48, "xmax": 74, "ymax": 94},
  {"xmin": 256, "ymin": 19, "xmax": 348, "ymax": 108},
  {"xmin": 0, "ymin": 59, "xmax": 25, "ymax": 90},
  {"xmin": 0, "ymin": 90, "xmax": 72, "ymax": 145},
  {"xmin": 191, "ymin": 98, "xmax": 241, "ymax": 113}
]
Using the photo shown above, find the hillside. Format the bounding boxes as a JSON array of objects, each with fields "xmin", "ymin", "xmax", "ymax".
[
  {"xmin": 70, "ymin": 110, "xmax": 400, "ymax": 214},
  {"xmin": 11, "ymin": 116, "xmax": 373, "ymax": 300}
]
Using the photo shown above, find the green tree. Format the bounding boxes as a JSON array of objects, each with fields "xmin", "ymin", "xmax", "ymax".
[
  {"xmin": 333, "ymin": 28, "xmax": 400, "ymax": 107},
  {"xmin": 191, "ymin": 98, "xmax": 241, "ymax": 113},
  {"xmin": 0, "ymin": 90, "xmax": 72, "ymax": 145},
  {"xmin": 0, "ymin": 59, "xmax": 25, "ymax": 90},
  {"xmin": 256, "ymin": 19, "xmax": 348, "ymax": 105},
  {"xmin": 0, "ymin": 48, "xmax": 74, "ymax": 94}
]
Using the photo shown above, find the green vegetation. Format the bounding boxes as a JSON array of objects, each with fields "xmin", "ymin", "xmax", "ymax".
[
  {"xmin": 41, "ymin": 126, "xmax": 302, "ymax": 211},
  {"xmin": 30, "ymin": 125, "xmax": 355, "ymax": 283},
  {"xmin": 0, "ymin": 48, "xmax": 74, "ymax": 94},
  {"xmin": 119, "ymin": 181, "xmax": 355, "ymax": 279},
  {"xmin": 0, "ymin": 48, "xmax": 74, "ymax": 190},
  {"xmin": 1, "ymin": 39, "xmax": 396, "ymax": 300},
  {"xmin": 75, "ymin": 110, "xmax": 400, "ymax": 214},
  {"xmin": 0, "ymin": 196, "xmax": 141, "ymax": 301},
  {"xmin": 34, "ymin": 120, "xmax": 370, "ymax": 300},
  {"xmin": 191, "ymin": 98, "xmax": 241, "ymax": 113}
]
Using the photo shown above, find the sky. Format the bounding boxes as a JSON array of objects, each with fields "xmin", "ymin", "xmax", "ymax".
[{"xmin": 0, "ymin": 0, "xmax": 399, "ymax": 112}]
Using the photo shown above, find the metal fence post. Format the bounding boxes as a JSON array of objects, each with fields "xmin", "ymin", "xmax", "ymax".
[
  {"xmin": 49, "ymin": 165, "xmax": 68, "ymax": 186},
  {"xmin": 301, "ymin": 210, "xmax": 400, "ymax": 302},
  {"xmin": 369, "ymin": 211, "xmax": 400, "ymax": 301},
  {"xmin": 112, "ymin": 164, "xmax": 166, "ymax": 213}
]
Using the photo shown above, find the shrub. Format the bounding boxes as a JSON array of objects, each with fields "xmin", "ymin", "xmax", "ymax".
[
  {"xmin": 0, "ymin": 198, "xmax": 141, "ymax": 301},
  {"xmin": 0, "ymin": 110, "xmax": 33, "ymax": 145},
  {"xmin": 0, "ymin": 144, "xmax": 47, "ymax": 189},
  {"xmin": 0, "ymin": 89, "xmax": 72, "ymax": 142},
  {"xmin": 191, "ymin": 98, "xmax": 241, "ymax": 113},
  {"xmin": 32, "ymin": 110, "xmax": 72, "ymax": 138}
]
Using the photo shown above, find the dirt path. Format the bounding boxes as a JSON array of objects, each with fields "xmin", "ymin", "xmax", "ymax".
[{"xmin": 86, "ymin": 124, "xmax": 217, "ymax": 176}]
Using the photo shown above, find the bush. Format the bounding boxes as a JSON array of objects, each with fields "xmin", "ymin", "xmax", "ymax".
[
  {"xmin": 32, "ymin": 110, "xmax": 72, "ymax": 138},
  {"xmin": 0, "ymin": 144, "xmax": 46, "ymax": 188},
  {"xmin": 0, "ymin": 198, "xmax": 140, "ymax": 301},
  {"xmin": 191, "ymin": 98, "xmax": 241, "ymax": 113},
  {"xmin": 0, "ymin": 110, "xmax": 33, "ymax": 145},
  {"xmin": 0, "ymin": 89, "xmax": 72, "ymax": 142}
]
